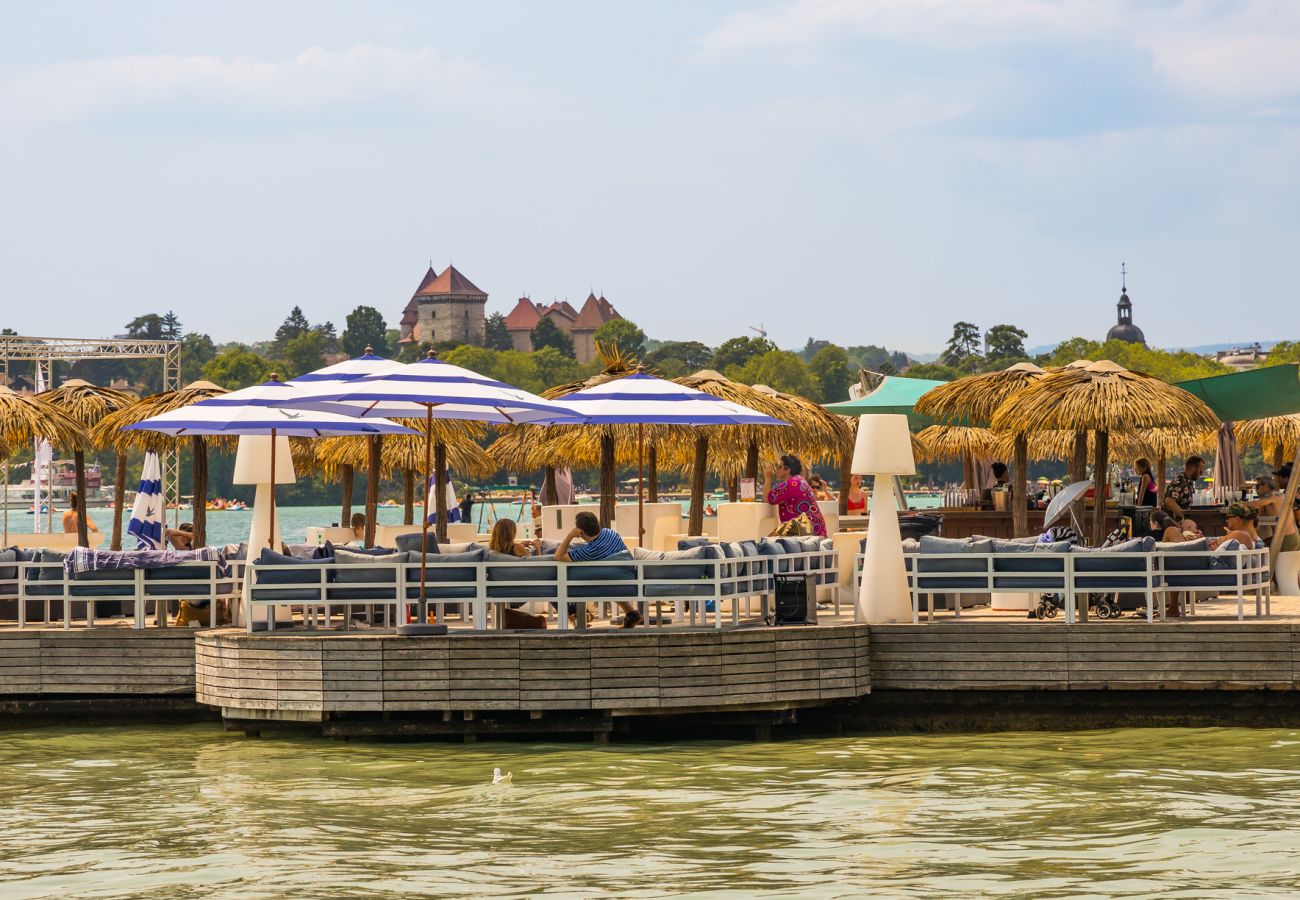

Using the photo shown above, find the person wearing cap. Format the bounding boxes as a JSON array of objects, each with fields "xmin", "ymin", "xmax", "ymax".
[
  {"xmin": 1249, "ymin": 464, "xmax": 1299, "ymax": 553},
  {"xmin": 1209, "ymin": 503, "xmax": 1264, "ymax": 550}
]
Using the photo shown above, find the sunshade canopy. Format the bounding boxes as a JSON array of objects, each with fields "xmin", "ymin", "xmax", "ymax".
[
  {"xmin": 823, "ymin": 376, "xmax": 949, "ymax": 428},
  {"xmin": 557, "ymin": 372, "xmax": 788, "ymax": 425},
  {"xmin": 1175, "ymin": 364, "xmax": 1300, "ymax": 422}
]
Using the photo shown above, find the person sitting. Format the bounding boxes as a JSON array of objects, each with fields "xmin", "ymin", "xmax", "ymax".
[
  {"xmin": 60, "ymin": 491, "xmax": 100, "ymax": 538},
  {"xmin": 1180, "ymin": 518, "xmax": 1202, "ymax": 539},
  {"xmin": 1250, "ymin": 465, "xmax": 1299, "ymax": 553},
  {"xmin": 764, "ymin": 454, "xmax": 828, "ymax": 537},
  {"xmin": 844, "ymin": 474, "xmax": 867, "ymax": 514},
  {"xmin": 555, "ymin": 511, "xmax": 641, "ymax": 628},
  {"xmin": 1209, "ymin": 503, "xmax": 1263, "ymax": 550},
  {"xmin": 490, "ymin": 518, "xmax": 536, "ymax": 558},
  {"xmin": 166, "ymin": 522, "xmax": 195, "ymax": 550},
  {"xmin": 704, "ymin": 504, "xmax": 717, "ymax": 517},
  {"xmin": 350, "ymin": 512, "xmax": 366, "ymax": 541},
  {"xmin": 1163, "ymin": 456, "xmax": 1204, "ymax": 519},
  {"xmin": 1134, "ymin": 457, "xmax": 1158, "ymax": 506},
  {"xmin": 807, "ymin": 474, "xmax": 834, "ymax": 501},
  {"xmin": 1149, "ymin": 510, "xmax": 1184, "ymax": 544}
]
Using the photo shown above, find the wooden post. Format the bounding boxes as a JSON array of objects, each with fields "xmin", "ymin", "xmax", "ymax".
[
  {"xmin": 1156, "ymin": 451, "xmax": 1167, "ymax": 510},
  {"xmin": 745, "ymin": 439, "xmax": 759, "ymax": 483},
  {"xmin": 73, "ymin": 449, "xmax": 89, "ymax": 548},
  {"xmin": 403, "ymin": 469, "xmax": 415, "ymax": 526},
  {"xmin": 191, "ymin": 436, "xmax": 208, "ymax": 547},
  {"xmin": 111, "ymin": 452, "xmax": 127, "ymax": 551},
  {"xmin": 434, "ymin": 441, "xmax": 448, "ymax": 543},
  {"xmin": 364, "ymin": 435, "xmax": 380, "ymax": 547},
  {"xmin": 599, "ymin": 432, "xmax": 616, "ymax": 528},
  {"xmin": 962, "ymin": 453, "xmax": 975, "ymax": 490},
  {"xmin": 688, "ymin": 434, "xmax": 708, "ymax": 536},
  {"xmin": 647, "ymin": 444, "xmax": 659, "ymax": 503},
  {"xmin": 839, "ymin": 442, "xmax": 852, "ymax": 516},
  {"xmin": 1091, "ymin": 429, "xmax": 1109, "ymax": 547},
  {"xmin": 340, "ymin": 464, "xmax": 354, "ymax": 527},
  {"xmin": 728, "ymin": 476, "xmax": 738, "ymax": 502},
  {"xmin": 1012, "ymin": 433, "xmax": 1028, "ymax": 538},
  {"xmin": 542, "ymin": 466, "xmax": 557, "ymax": 506}
]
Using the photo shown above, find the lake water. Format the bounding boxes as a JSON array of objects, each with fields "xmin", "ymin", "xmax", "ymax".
[
  {"xmin": 2, "ymin": 725, "xmax": 1299, "ymax": 897},
  {"xmin": 3, "ymin": 495, "xmax": 944, "ymax": 548}
]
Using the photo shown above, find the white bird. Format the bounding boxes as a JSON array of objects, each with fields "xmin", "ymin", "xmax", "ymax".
[{"xmin": 492, "ymin": 767, "xmax": 512, "ymax": 785}]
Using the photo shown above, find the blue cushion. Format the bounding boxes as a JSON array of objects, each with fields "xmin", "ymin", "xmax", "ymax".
[
  {"xmin": 755, "ymin": 539, "xmax": 782, "ymax": 556},
  {"xmin": 1159, "ymin": 538, "xmax": 1210, "ymax": 571},
  {"xmin": 251, "ymin": 587, "xmax": 322, "ymax": 601},
  {"xmin": 483, "ymin": 550, "xmax": 556, "ymax": 599},
  {"xmin": 1070, "ymin": 537, "xmax": 1153, "ymax": 573},
  {"xmin": 676, "ymin": 537, "xmax": 714, "ymax": 551},
  {"xmin": 633, "ymin": 545, "xmax": 713, "ymax": 579},
  {"xmin": 331, "ymin": 549, "xmax": 403, "ymax": 601},
  {"xmin": 916, "ymin": 576, "xmax": 987, "ymax": 590},
  {"xmin": 917, "ymin": 536, "xmax": 992, "ymax": 573},
  {"xmin": 143, "ymin": 564, "xmax": 234, "ymax": 597},
  {"xmin": 568, "ymin": 550, "xmax": 637, "ymax": 597},
  {"xmin": 404, "ymin": 549, "xmax": 482, "ymax": 586},
  {"xmin": 645, "ymin": 583, "xmax": 715, "ymax": 598},
  {"xmin": 395, "ymin": 532, "xmax": 440, "ymax": 554},
  {"xmin": 255, "ymin": 548, "xmax": 333, "ymax": 584}
]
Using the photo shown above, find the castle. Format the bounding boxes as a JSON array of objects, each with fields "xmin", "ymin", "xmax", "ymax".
[{"xmin": 399, "ymin": 264, "xmax": 621, "ymax": 365}]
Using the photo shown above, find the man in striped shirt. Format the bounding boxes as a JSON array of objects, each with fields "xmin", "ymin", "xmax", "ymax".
[{"xmin": 555, "ymin": 511, "xmax": 641, "ymax": 627}]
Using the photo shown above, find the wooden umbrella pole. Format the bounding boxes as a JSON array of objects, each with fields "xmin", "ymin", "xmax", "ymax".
[
  {"xmin": 542, "ymin": 466, "xmax": 557, "ymax": 506},
  {"xmin": 111, "ymin": 453, "xmax": 127, "ymax": 551},
  {"xmin": 365, "ymin": 435, "xmax": 381, "ymax": 547},
  {"xmin": 839, "ymin": 440, "xmax": 852, "ymax": 516},
  {"xmin": 340, "ymin": 464, "xmax": 354, "ymax": 528},
  {"xmin": 1156, "ymin": 451, "xmax": 1167, "ymax": 510},
  {"xmin": 688, "ymin": 434, "xmax": 708, "ymax": 536},
  {"xmin": 434, "ymin": 440, "xmax": 448, "ymax": 544},
  {"xmin": 1091, "ymin": 429, "xmax": 1109, "ymax": 547},
  {"xmin": 599, "ymin": 431, "xmax": 616, "ymax": 528},
  {"xmin": 637, "ymin": 422, "xmax": 645, "ymax": 547},
  {"xmin": 420, "ymin": 405, "xmax": 432, "ymax": 623},
  {"xmin": 647, "ymin": 444, "xmax": 659, "ymax": 503},
  {"xmin": 192, "ymin": 436, "xmax": 208, "ymax": 547},
  {"xmin": 268, "ymin": 429, "xmax": 277, "ymax": 549},
  {"xmin": 73, "ymin": 448, "xmax": 90, "ymax": 548},
  {"xmin": 1012, "ymin": 433, "xmax": 1028, "ymax": 538},
  {"xmin": 745, "ymin": 439, "xmax": 759, "ymax": 483},
  {"xmin": 403, "ymin": 469, "xmax": 415, "ymax": 526},
  {"xmin": 1268, "ymin": 442, "xmax": 1300, "ymax": 571}
]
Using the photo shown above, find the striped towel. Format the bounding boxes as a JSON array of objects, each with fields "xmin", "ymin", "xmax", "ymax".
[{"xmin": 64, "ymin": 547, "xmax": 228, "ymax": 578}]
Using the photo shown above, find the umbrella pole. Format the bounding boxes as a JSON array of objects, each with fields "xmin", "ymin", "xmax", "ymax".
[
  {"xmin": 73, "ymin": 449, "xmax": 90, "ymax": 547},
  {"xmin": 365, "ymin": 435, "xmax": 381, "ymax": 548},
  {"xmin": 420, "ymin": 405, "xmax": 432, "ymax": 625},
  {"xmin": 111, "ymin": 453, "xmax": 127, "ymax": 551},
  {"xmin": 637, "ymin": 422, "xmax": 645, "ymax": 548},
  {"xmin": 340, "ymin": 465, "xmax": 354, "ymax": 528},
  {"xmin": 1091, "ymin": 429, "xmax": 1109, "ymax": 548},
  {"xmin": 434, "ymin": 441, "xmax": 448, "ymax": 545},
  {"xmin": 599, "ymin": 432, "xmax": 616, "ymax": 528},
  {"xmin": 192, "ymin": 437, "xmax": 208, "ymax": 548},
  {"xmin": 542, "ymin": 466, "xmax": 557, "ymax": 506},
  {"xmin": 1156, "ymin": 451, "xmax": 1167, "ymax": 509},
  {"xmin": 688, "ymin": 434, "xmax": 708, "ymax": 536},
  {"xmin": 3, "ymin": 458, "xmax": 8, "ymax": 545},
  {"xmin": 268, "ymin": 429, "xmax": 277, "ymax": 549},
  {"xmin": 403, "ymin": 469, "xmax": 415, "ymax": 526},
  {"xmin": 745, "ymin": 439, "xmax": 759, "ymax": 483},
  {"xmin": 1012, "ymin": 433, "xmax": 1028, "ymax": 538},
  {"xmin": 647, "ymin": 444, "xmax": 658, "ymax": 503},
  {"xmin": 839, "ymin": 441, "xmax": 852, "ymax": 516}
]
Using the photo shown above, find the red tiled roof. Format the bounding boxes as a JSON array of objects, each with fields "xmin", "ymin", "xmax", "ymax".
[
  {"xmin": 410, "ymin": 266, "xmax": 440, "ymax": 299},
  {"xmin": 400, "ymin": 297, "xmax": 419, "ymax": 326},
  {"xmin": 415, "ymin": 264, "xmax": 487, "ymax": 297},
  {"xmin": 504, "ymin": 297, "xmax": 544, "ymax": 331},
  {"xmin": 574, "ymin": 294, "xmax": 621, "ymax": 330}
]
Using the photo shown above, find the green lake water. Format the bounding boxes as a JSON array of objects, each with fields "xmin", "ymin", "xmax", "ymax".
[{"xmin": 3, "ymin": 725, "xmax": 1300, "ymax": 897}]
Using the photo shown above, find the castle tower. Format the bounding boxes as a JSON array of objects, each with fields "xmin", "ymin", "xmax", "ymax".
[{"xmin": 408, "ymin": 265, "xmax": 487, "ymax": 346}]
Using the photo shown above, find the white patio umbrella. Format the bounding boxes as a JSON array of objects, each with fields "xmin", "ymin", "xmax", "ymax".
[
  {"xmin": 277, "ymin": 351, "xmax": 577, "ymax": 634},
  {"xmin": 125, "ymin": 451, "xmax": 164, "ymax": 550},
  {"xmin": 556, "ymin": 371, "xmax": 788, "ymax": 545},
  {"xmin": 124, "ymin": 376, "xmax": 415, "ymax": 551},
  {"xmin": 291, "ymin": 347, "xmax": 404, "ymax": 545}
]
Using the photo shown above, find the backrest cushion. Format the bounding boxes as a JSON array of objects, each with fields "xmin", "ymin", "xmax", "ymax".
[
  {"xmin": 484, "ymin": 550, "xmax": 556, "ymax": 582},
  {"xmin": 333, "ymin": 548, "xmax": 404, "ymax": 584},
  {"xmin": 37, "ymin": 549, "xmax": 67, "ymax": 581},
  {"xmin": 566, "ymin": 550, "xmax": 637, "ymax": 581},
  {"xmin": 255, "ymin": 547, "xmax": 332, "ymax": 584},
  {"xmin": 395, "ymin": 532, "xmax": 440, "ymax": 554},
  {"xmin": 676, "ymin": 537, "xmax": 714, "ymax": 551}
]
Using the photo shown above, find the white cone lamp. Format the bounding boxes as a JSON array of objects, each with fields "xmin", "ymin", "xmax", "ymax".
[
  {"xmin": 852, "ymin": 414, "xmax": 915, "ymax": 623},
  {"xmin": 233, "ymin": 435, "xmax": 296, "ymax": 554}
]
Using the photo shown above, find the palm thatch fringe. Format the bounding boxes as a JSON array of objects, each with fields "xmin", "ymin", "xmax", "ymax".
[{"xmin": 1235, "ymin": 415, "xmax": 1300, "ymax": 470}]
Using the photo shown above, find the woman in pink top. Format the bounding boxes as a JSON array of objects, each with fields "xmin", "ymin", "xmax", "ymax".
[{"xmin": 764, "ymin": 454, "xmax": 827, "ymax": 537}]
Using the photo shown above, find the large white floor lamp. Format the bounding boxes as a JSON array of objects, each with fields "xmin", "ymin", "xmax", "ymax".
[{"xmin": 853, "ymin": 414, "xmax": 916, "ymax": 623}]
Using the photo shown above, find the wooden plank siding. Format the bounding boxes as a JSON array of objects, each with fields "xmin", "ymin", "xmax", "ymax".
[
  {"xmin": 869, "ymin": 623, "xmax": 1300, "ymax": 691},
  {"xmin": 0, "ymin": 629, "xmax": 196, "ymax": 695},
  {"xmin": 196, "ymin": 626, "xmax": 873, "ymax": 718}
]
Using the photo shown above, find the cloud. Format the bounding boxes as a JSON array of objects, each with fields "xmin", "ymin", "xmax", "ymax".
[{"xmin": 0, "ymin": 44, "xmax": 518, "ymax": 127}]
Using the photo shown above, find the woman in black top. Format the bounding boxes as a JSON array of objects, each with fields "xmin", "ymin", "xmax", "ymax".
[{"xmin": 1134, "ymin": 457, "xmax": 1159, "ymax": 507}]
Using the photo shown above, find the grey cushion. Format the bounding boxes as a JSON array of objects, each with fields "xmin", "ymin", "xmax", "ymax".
[
  {"xmin": 404, "ymin": 549, "xmax": 483, "ymax": 582},
  {"xmin": 439, "ymin": 542, "xmax": 483, "ymax": 555},
  {"xmin": 676, "ymin": 537, "xmax": 714, "ymax": 551},
  {"xmin": 483, "ymin": 550, "xmax": 556, "ymax": 599},
  {"xmin": 395, "ymin": 532, "xmax": 440, "ymax": 554},
  {"xmin": 333, "ymin": 548, "xmax": 404, "ymax": 585},
  {"xmin": 1159, "ymin": 538, "xmax": 1210, "ymax": 571},
  {"xmin": 917, "ymin": 536, "xmax": 993, "ymax": 573},
  {"xmin": 255, "ymin": 548, "xmax": 333, "ymax": 584},
  {"xmin": 632, "ymin": 545, "xmax": 711, "ymax": 579},
  {"xmin": 143, "ymin": 563, "xmax": 234, "ymax": 597},
  {"xmin": 568, "ymin": 550, "xmax": 637, "ymax": 597}
]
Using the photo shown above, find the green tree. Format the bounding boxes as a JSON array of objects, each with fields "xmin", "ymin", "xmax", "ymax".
[
  {"xmin": 203, "ymin": 347, "xmax": 272, "ymax": 389},
  {"xmin": 985, "ymin": 324, "xmax": 1028, "ymax": 361},
  {"xmin": 729, "ymin": 350, "xmax": 822, "ymax": 401},
  {"xmin": 1043, "ymin": 336, "xmax": 1230, "ymax": 381},
  {"xmin": 274, "ymin": 306, "xmax": 311, "ymax": 355},
  {"xmin": 442, "ymin": 345, "xmax": 500, "ymax": 377},
  {"xmin": 877, "ymin": 360, "xmax": 898, "ymax": 376},
  {"xmin": 1263, "ymin": 341, "xmax": 1300, "ymax": 366},
  {"xmin": 180, "ymin": 333, "xmax": 216, "ymax": 379},
  {"xmin": 341, "ymin": 306, "xmax": 390, "ymax": 358},
  {"xmin": 711, "ymin": 336, "xmax": 776, "ymax": 372},
  {"xmin": 531, "ymin": 346, "xmax": 586, "ymax": 388},
  {"xmin": 125, "ymin": 314, "xmax": 165, "ymax": 339},
  {"xmin": 484, "ymin": 312, "xmax": 513, "ymax": 351},
  {"xmin": 282, "ymin": 329, "xmax": 326, "ymax": 377},
  {"xmin": 902, "ymin": 362, "xmax": 961, "ymax": 381},
  {"xmin": 644, "ymin": 340, "xmax": 713, "ymax": 378},
  {"xmin": 530, "ymin": 318, "xmax": 574, "ymax": 357},
  {"xmin": 808, "ymin": 344, "xmax": 852, "ymax": 402},
  {"xmin": 942, "ymin": 322, "xmax": 982, "ymax": 366},
  {"xmin": 161, "ymin": 311, "xmax": 183, "ymax": 340},
  {"xmin": 494, "ymin": 350, "xmax": 543, "ymax": 393},
  {"xmin": 593, "ymin": 319, "xmax": 647, "ymax": 359}
]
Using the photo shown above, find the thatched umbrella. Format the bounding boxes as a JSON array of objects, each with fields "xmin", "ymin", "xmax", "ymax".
[
  {"xmin": 41, "ymin": 379, "xmax": 135, "ymax": 547},
  {"xmin": 92, "ymin": 381, "xmax": 228, "ymax": 548},
  {"xmin": 0, "ymin": 385, "xmax": 85, "ymax": 544},
  {"xmin": 1236, "ymin": 415, "xmax": 1300, "ymax": 471},
  {"xmin": 990, "ymin": 360, "xmax": 1219, "ymax": 545},
  {"xmin": 916, "ymin": 363, "xmax": 1048, "ymax": 537}
]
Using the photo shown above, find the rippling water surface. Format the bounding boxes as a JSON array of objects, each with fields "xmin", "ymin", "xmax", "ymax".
[{"xmin": 3, "ymin": 726, "xmax": 1300, "ymax": 898}]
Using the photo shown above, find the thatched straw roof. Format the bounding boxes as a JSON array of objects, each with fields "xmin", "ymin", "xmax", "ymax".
[
  {"xmin": 914, "ymin": 425, "xmax": 997, "ymax": 463},
  {"xmin": 0, "ymin": 385, "xmax": 84, "ymax": 450},
  {"xmin": 915, "ymin": 362, "xmax": 1047, "ymax": 427},
  {"xmin": 315, "ymin": 419, "xmax": 495, "ymax": 481},
  {"xmin": 989, "ymin": 428, "xmax": 1215, "ymax": 463},
  {"xmin": 91, "ymin": 381, "xmax": 230, "ymax": 453},
  {"xmin": 1236, "ymin": 415, "xmax": 1300, "ymax": 462},
  {"xmin": 989, "ymin": 360, "xmax": 1219, "ymax": 434},
  {"xmin": 41, "ymin": 379, "xmax": 135, "ymax": 449}
]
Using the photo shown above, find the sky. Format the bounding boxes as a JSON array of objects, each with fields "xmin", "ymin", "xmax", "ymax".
[{"xmin": 2, "ymin": 0, "xmax": 1298, "ymax": 357}]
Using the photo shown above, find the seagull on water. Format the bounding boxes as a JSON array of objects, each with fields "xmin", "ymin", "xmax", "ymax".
[{"xmin": 492, "ymin": 767, "xmax": 512, "ymax": 785}]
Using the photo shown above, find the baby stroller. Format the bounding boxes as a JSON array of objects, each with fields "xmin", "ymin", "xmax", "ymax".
[{"xmin": 1031, "ymin": 480, "xmax": 1132, "ymax": 620}]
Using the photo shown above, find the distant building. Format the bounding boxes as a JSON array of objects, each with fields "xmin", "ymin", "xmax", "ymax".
[
  {"xmin": 399, "ymin": 265, "xmax": 488, "ymax": 346},
  {"xmin": 504, "ymin": 292, "xmax": 621, "ymax": 364},
  {"xmin": 1215, "ymin": 344, "xmax": 1268, "ymax": 370},
  {"xmin": 1106, "ymin": 270, "xmax": 1146, "ymax": 346}
]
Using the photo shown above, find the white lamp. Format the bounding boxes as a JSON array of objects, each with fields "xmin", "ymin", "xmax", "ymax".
[
  {"xmin": 233, "ymin": 435, "xmax": 296, "ymax": 558},
  {"xmin": 852, "ymin": 414, "xmax": 916, "ymax": 623}
]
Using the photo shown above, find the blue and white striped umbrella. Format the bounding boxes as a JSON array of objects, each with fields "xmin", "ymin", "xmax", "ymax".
[
  {"xmin": 123, "ymin": 377, "xmax": 417, "ymax": 437},
  {"xmin": 279, "ymin": 352, "xmax": 577, "ymax": 425},
  {"xmin": 288, "ymin": 349, "xmax": 402, "ymax": 386},
  {"xmin": 126, "ymin": 451, "xmax": 164, "ymax": 550},
  {"xmin": 555, "ymin": 372, "xmax": 788, "ymax": 426}
]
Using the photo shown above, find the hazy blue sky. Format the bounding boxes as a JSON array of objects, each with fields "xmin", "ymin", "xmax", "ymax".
[{"xmin": 2, "ymin": 1, "xmax": 1297, "ymax": 355}]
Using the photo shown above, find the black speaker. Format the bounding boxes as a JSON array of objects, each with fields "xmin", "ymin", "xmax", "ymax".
[{"xmin": 773, "ymin": 573, "xmax": 817, "ymax": 625}]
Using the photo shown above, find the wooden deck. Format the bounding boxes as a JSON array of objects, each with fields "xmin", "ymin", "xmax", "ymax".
[{"xmin": 0, "ymin": 628, "xmax": 196, "ymax": 696}]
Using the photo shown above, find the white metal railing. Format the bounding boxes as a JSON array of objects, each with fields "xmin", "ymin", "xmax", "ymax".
[
  {"xmin": 854, "ymin": 548, "xmax": 1271, "ymax": 624},
  {"xmin": 2, "ymin": 559, "xmax": 244, "ymax": 629},
  {"xmin": 245, "ymin": 548, "xmax": 838, "ymax": 633}
]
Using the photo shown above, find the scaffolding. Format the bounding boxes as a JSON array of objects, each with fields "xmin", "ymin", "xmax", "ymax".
[{"xmin": 0, "ymin": 335, "xmax": 183, "ymax": 535}]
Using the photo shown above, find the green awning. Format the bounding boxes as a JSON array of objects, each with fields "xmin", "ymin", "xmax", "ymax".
[
  {"xmin": 824, "ymin": 376, "xmax": 949, "ymax": 428},
  {"xmin": 1175, "ymin": 364, "xmax": 1300, "ymax": 422}
]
